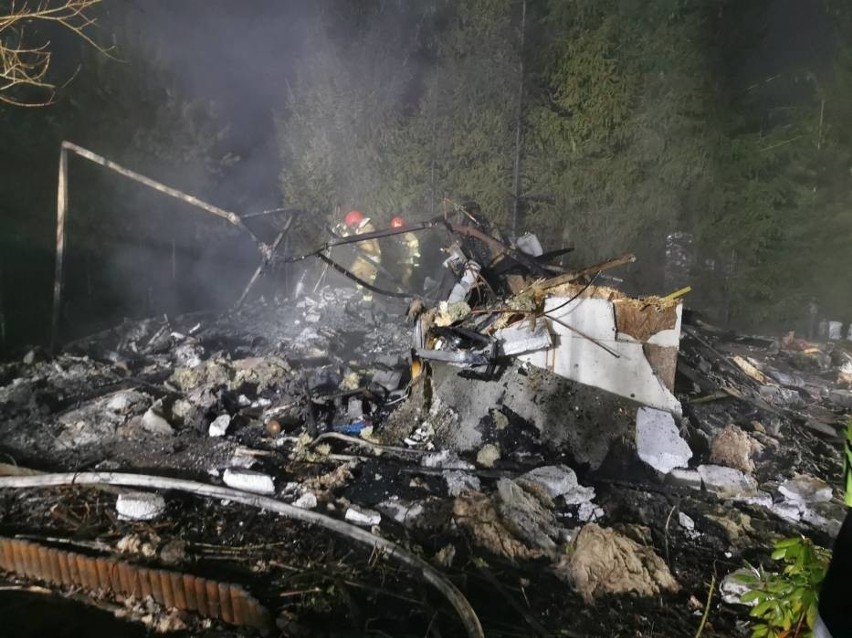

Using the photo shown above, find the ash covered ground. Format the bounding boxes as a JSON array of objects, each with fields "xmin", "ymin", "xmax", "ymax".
[{"xmin": 0, "ymin": 284, "xmax": 850, "ymax": 637}]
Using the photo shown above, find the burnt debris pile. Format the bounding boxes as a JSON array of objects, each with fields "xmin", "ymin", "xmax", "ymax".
[{"xmin": 1, "ymin": 212, "xmax": 850, "ymax": 637}]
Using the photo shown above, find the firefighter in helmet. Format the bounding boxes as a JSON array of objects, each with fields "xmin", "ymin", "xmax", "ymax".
[
  {"xmin": 342, "ymin": 210, "xmax": 381, "ymax": 304},
  {"xmin": 390, "ymin": 215, "xmax": 420, "ymax": 289}
]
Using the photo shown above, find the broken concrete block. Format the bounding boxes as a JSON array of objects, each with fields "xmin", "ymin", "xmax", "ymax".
[
  {"xmin": 697, "ymin": 465, "xmax": 758, "ymax": 499},
  {"xmin": 116, "ymin": 492, "xmax": 166, "ymax": 521},
  {"xmin": 519, "ymin": 465, "xmax": 595, "ymax": 504},
  {"xmin": 208, "ymin": 414, "xmax": 231, "ymax": 438},
  {"xmin": 345, "ymin": 504, "xmax": 381, "ymax": 526},
  {"xmin": 636, "ymin": 407, "xmax": 692, "ymax": 474},
  {"xmin": 222, "ymin": 468, "xmax": 275, "ymax": 495},
  {"xmin": 709, "ymin": 425, "xmax": 762, "ymax": 474},
  {"xmin": 493, "ymin": 321, "xmax": 552, "ymax": 356},
  {"xmin": 778, "ymin": 476, "xmax": 833, "ymax": 504},
  {"xmin": 476, "ymin": 443, "xmax": 501, "ymax": 468},
  {"xmin": 141, "ymin": 408, "xmax": 174, "ymax": 436},
  {"xmin": 555, "ymin": 523, "xmax": 680, "ymax": 603},
  {"xmin": 667, "ymin": 468, "xmax": 702, "ymax": 491}
]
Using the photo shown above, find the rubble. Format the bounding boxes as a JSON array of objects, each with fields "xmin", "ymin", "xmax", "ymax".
[
  {"xmin": 635, "ymin": 407, "xmax": 692, "ymax": 474},
  {"xmin": 495, "ymin": 478, "xmax": 561, "ymax": 552},
  {"xmin": 668, "ymin": 468, "xmax": 703, "ymax": 490},
  {"xmin": 697, "ymin": 464, "xmax": 759, "ymax": 499},
  {"xmin": 344, "ymin": 504, "xmax": 382, "ymax": 526},
  {"xmin": 1, "ymin": 208, "xmax": 850, "ymax": 637},
  {"xmin": 116, "ymin": 491, "xmax": 167, "ymax": 521},
  {"xmin": 222, "ymin": 468, "xmax": 276, "ymax": 494},
  {"xmin": 518, "ymin": 465, "xmax": 595, "ymax": 504},
  {"xmin": 778, "ymin": 475, "xmax": 834, "ymax": 504},
  {"xmin": 208, "ymin": 413, "xmax": 232, "ymax": 437},
  {"xmin": 475, "ymin": 443, "xmax": 501, "ymax": 467}
]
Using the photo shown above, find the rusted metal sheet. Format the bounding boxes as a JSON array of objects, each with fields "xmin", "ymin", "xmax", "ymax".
[{"xmin": 0, "ymin": 537, "xmax": 270, "ymax": 631}]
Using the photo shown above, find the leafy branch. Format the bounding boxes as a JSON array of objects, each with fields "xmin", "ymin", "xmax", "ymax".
[{"xmin": 736, "ymin": 536, "xmax": 830, "ymax": 638}]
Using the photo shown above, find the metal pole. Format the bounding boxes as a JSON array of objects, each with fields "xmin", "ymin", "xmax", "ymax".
[
  {"xmin": 61, "ymin": 141, "xmax": 263, "ymax": 245},
  {"xmin": 50, "ymin": 146, "xmax": 68, "ymax": 353}
]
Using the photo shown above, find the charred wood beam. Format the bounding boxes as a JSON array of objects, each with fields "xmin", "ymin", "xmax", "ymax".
[{"xmin": 524, "ymin": 253, "xmax": 636, "ymax": 294}]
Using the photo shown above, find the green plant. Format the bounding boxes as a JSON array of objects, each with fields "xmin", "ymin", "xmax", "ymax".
[{"xmin": 736, "ymin": 536, "xmax": 831, "ymax": 638}]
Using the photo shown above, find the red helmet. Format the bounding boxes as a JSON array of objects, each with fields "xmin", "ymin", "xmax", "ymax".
[
  {"xmin": 390, "ymin": 215, "xmax": 405, "ymax": 229},
  {"xmin": 344, "ymin": 210, "xmax": 365, "ymax": 228}
]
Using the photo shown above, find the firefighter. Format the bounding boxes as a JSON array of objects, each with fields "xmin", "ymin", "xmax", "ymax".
[
  {"xmin": 342, "ymin": 210, "xmax": 381, "ymax": 305},
  {"xmin": 815, "ymin": 418, "xmax": 852, "ymax": 637},
  {"xmin": 390, "ymin": 215, "xmax": 420, "ymax": 289}
]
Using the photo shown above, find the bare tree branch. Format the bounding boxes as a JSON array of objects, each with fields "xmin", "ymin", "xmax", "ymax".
[{"xmin": 0, "ymin": 0, "xmax": 108, "ymax": 107}]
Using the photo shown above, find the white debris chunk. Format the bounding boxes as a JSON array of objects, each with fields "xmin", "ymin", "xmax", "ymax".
[
  {"xmin": 779, "ymin": 476, "xmax": 833, "ymax": 504},
  {"xmin": 141, "ymin": 408, "xmax": 174, "ymax": 436},
  {"xmin": 720, "ymin": 568, "xmax": 759, "ymax": 606},
  {"xmin": 228, "ymin": 449, "xmax": 257, "ymax": 469},
  {"xmin": 520, "ymin": 465, "xmax": 596, "ymax": 504},
  {"xmin": 208, "ymin": 414, "xmax": 232, "ymax": 437},
  {"xmin": 677, "ymin": 512, "xmax": 701, "ymax": 539},
  {"xmin": 173, "ymin": 341, "xmax": 204, "ymax": 368},
  {"xmin": 635, "ymin": 407, "xmax": 692, "ymax": 474},
  {"xmin": 293, "ymin": 492, "xmax": 318, "ymax": 510},
  {"xmin": 577, "ymin": 502, "xmax": 604, "ymax": 522},
  {"xmin": 494, "ymin": 321, "xmax": 552, "ymax": 356},
  {"xmin": 222, "ymin": 468, "xmax": 275, "ymax": 495},
  {"xmin": 678, "ymin": 512, "xmax": 696, "ymax": 532},
  {"xmin": 697, "ymin": 464, "xmax": 758, "ymax": 499},
  {"xmin": 106, "ymin": 390, "xmax": 147, "ymax": 413},
  {"xmin": 345, "ymin": 505, "xmax": 381, "ymax": 526},
  {"xmin": 116, "ymin": 492, "xmax": 166, "ymax": 521},
  {"xmin": 422, "ymin": 450, "xmax": 474, "ymax": 470},
  {"xmin": 444, "ymin": 471, "xmax": 481, "ymax": 497},
  {"xmin": 377, "ymin": 497, "xmax": 425, "ymax": 527}
]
